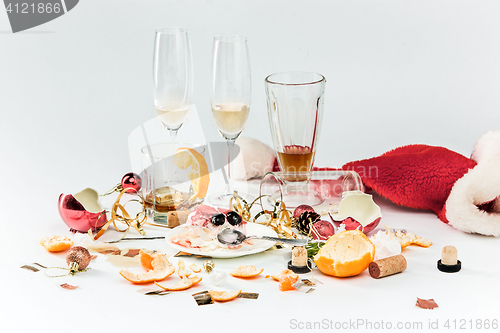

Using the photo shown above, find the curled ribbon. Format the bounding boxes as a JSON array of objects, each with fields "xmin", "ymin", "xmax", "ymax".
[
  {"xmin": 89, "ymin": 188, "xmax": 147, "ymax": 241},
  {"xmin": 229, "ymin": 192, "xmax": 295, "ymax": 239}
]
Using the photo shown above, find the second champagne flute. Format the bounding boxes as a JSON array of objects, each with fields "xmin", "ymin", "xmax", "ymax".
[
  {"xmin": 208, "ymin": 35, "xmax": 251, "ymax": 205},
  {"xmin": 153, "ymin": 27, "xmax": 193, "ymax": 141}
]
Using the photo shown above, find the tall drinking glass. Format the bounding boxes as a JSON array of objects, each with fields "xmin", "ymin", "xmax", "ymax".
[
  {"xmin": 265, "ymin": 72, "xmax": 326, "ymax": 207},
  {"xmin": 208, "ymin": 35, "xmax": 251, "ymax": 206},
  {"xmin": 153, "ymin": 27, "xmax": 193, "ymax": 141}
]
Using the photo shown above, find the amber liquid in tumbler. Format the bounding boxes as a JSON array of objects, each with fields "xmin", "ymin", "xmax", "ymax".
[
  {"xmin": 144, "ymin": 186, "xmax": 192, "ymax": 212},
  {"xmin": 277, "ymin": 145, "xmax": 315, "ymax": 182}
]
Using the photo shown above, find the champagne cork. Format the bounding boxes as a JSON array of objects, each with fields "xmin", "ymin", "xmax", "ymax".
[
  {"xmin": 287, "ymin": 246, "xmax": 311, "ymax": 274},
  {"xmin": 437, "ymin": 245, "xmax": 461, "ymax": 273},
  {"xmin": 292, "ymin": 246, "xmax": 308, "ymax": 267},
  {"xmin": 369, "ymin": 254, "xmax": 407, "ymax": 279},
  {"xmin": 166, "ymin": 210, "xmax": 191, "ymax": 228},
  {"xmin": 441, "ymin": 246, "xmax": 457, "ymax": 265}
]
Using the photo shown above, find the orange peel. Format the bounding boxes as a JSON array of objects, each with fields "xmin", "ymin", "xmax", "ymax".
[
  {"xmin": 155, "ymin": 275, "xmax": 202, "ymax": 291},
  {"xmin": 119, "ymin": 251, "xmax": 175, "ymax": 284},
  {"xmin": 265, "ymin": 269, "xmax": 298, "ymax": 282},
  {"xmin": 209, "ymin": 290, "xmax": 242, "ymax": 302},
  {"xmin": 230, "ymin": 265, "xmax": 264, "ymax": 278}
]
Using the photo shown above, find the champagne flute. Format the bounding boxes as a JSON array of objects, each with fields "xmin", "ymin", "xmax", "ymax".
[
  {"xmin": 208, "ymin": 35, "xmax": 251, "ymax": 205},
  {"xmin": 153, "ymin": 27, "xmax": 193, "ymax": 141}
]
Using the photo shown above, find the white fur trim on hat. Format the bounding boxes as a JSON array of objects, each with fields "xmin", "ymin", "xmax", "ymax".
[
  {"xmin": 446, "ymin": 131, "xmax": 500, "ymax": 236},
  {"xmin": 232, "ymin": 137, "xmax": 276, "ymax": 181}
]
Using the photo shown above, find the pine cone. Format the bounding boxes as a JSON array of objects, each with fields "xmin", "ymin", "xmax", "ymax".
[{"xmin": 293, "ymin": 211, "xmax": 321, "ymax": 235}]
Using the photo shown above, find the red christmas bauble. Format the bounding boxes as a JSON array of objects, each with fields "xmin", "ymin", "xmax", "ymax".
[
  {"xmin": 121, "ymin": 173, "xmax": 141, "ymax": 193},
  {"xmin": 293, "ymin": 204, "xmax": 315, "ymax": 220}
]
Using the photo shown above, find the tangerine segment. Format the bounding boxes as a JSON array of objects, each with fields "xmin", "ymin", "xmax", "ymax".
[
  {"xmin": 139, "ymin": 249, "xmax": 158, "ymax": 271},
  {"xmin": 173, "ymin": 150, "xmax": 194, "ymax": 169},
  {"xmin": 279, "ymin": 274, "xmax": 299, "ymax": 292},
  {"xmin": 177, "ymin": 260, "xmax": 191, "ymax": 278},
  {"xmin": 230, "ymin": 265, "xmax": 264, "ymax": 278},
  {"xmin": 119, "ymin": 254, "xmax": 175, "ymax": 284},
  {"xmin": 40, "ymin": 235, "xmax": 74, "ymax": 252},
  {"xmin": 209, "ymin": 290, "xmax": 241, "ymax": 302},
  {"xmin": 266, "ymin": 269, "xmax": 298, "ymax": 282},
  {"xmin": 189, "ymin": 263, "xmax": 201, "ymax": 273},
  {"xmin": 174, "ymin": 147, "xmax": 210, "ymax": 199},
  {"xmin": 155, "ymin": 275, "xmax": 202, "ymax": 291},
  {"xmin": 314, "ymin": 230, "xmax": 375, "ymax": 277}
]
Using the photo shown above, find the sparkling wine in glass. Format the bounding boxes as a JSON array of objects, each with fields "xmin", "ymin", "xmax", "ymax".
[
  {"xmin": 208, "ymin": 35, "xmax": 251, "ymax": 205},
  {"xmin": 265, "ymin": 72, "xmax": 326, "ymax": 207},
  {"xmin": 153, "ymin": 27, "xmax": 193, "ymax": 141}
]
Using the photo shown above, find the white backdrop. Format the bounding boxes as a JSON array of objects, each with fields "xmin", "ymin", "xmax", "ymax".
[
  {"xmin": 1, "ymin": 1, "xmax": 500, "ymax": 332},
  {"xmin": 2, "ymin": 0, "xmax": 500, "ymax": 197}
]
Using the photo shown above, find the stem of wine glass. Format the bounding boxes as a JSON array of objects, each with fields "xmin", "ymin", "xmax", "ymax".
[
  {"xmin": 226, "ymin": 138, "xmax": 236, "ymax": 194},
  {"xmin": 169, "ymin": 129, "xmax": 178, "ymax": 141}
]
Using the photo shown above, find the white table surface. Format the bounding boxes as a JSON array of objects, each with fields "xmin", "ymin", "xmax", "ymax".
[
  {"xmin": 2, "ymin": 173, "xmax": 500, "ymax": 333},
  {"xmin": 2, "ymin": 1, "xmax": 500, "ymax": 332}
]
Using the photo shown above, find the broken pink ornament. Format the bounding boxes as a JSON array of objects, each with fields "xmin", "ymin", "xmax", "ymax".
[
  {"xmin": 330, "ymin": 191, "xmax": 382, "ymax": 234},
  {"xmin": 58, "ymin": 188, "xmax": 107, "ymax": 233}
]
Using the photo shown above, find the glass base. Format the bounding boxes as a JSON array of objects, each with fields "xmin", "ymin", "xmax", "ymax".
[
  {"xmin": 206, "ymin": 191, "xmax": 250, "ymax": 208},
  {"xmin": 149, "ymin": 210, "xmax": 170, "ymax": 224},
  {"xmin": 269, "ymin": 182, "xmax": 324, "ymax": 208}
]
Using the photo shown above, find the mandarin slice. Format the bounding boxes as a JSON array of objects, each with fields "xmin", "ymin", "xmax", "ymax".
[
  {"xmin": 177, "ymin": 259, "xmax": 191, "ymax": 278},
  {"xmin": 230, "ymin": 265, "xmax": 264, "ymax": 278},
  {"xmin": 189, "ymin": 263, "xmax": 201, "ymax": 273},
  {"xmin": 174, "ymin": 147, "xmax": 210, "ymax": 199},
  {"xmin": 209, "ymin": 290, "xmax": 242, "ymax": 302},
  {"xmin": 279, "ymin": 274, "xmax": 299, "ymax": 292},
  {"xmin": 139, "ymin": 249, "xmax": 158, "ymax": 270},
  {"xmin": 173, "ymin": 150, "xmax": 194, "ymax": 170},
  {"xmin": 40, "ymin": 235, "xmax": 74, "ymax": 252}
]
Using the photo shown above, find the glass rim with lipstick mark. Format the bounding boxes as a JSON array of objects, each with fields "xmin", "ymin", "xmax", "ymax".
[
  {"xmin": 265, "ymin": 72, "xmax": 326, "ymax": 207},
  {"xmin": 140, "ymin": 142, "xmax": 207, "ymax": 224}
]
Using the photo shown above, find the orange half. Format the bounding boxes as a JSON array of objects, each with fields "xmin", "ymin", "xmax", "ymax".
[{"xmin": 314, "ymin": 230, "xmax": 375, "ymax": 277}]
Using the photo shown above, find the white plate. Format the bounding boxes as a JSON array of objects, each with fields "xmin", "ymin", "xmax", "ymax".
[{"xmin": 166, "ymin": 223, "xmax": 279, "ymax": 258}]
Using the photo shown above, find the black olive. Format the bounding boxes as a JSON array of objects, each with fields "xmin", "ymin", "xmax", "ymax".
[
  {"xmin": 226, "ymin": 211, "xmax": 242, "ymax": 226},
  {"xmin": 210, "ymin": 213, "xmax": 226, "ymax": 226}
]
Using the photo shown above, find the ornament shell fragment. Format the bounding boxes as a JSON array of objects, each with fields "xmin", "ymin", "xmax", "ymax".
[
  {"xmin": 58, "ymin": 188, "xmax": 107, "ymax": 233},
  {"xmin": 330, "ymin": 191, "xmax": 382, "ymax": 234}
]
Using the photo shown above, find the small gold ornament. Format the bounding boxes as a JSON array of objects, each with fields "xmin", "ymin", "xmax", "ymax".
[{"xmin": 203, "ymin": 260, "xmax": 215, "ymax": 274}]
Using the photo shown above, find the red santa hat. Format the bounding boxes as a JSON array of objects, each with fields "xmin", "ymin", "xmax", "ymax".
[
  {"xmin": 234, "ymin": 131, "xmax": 500, "ymax": 236},
  {"xmin": 342, "ymin": 131, "xmax": 500, "ymax": 236}
]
